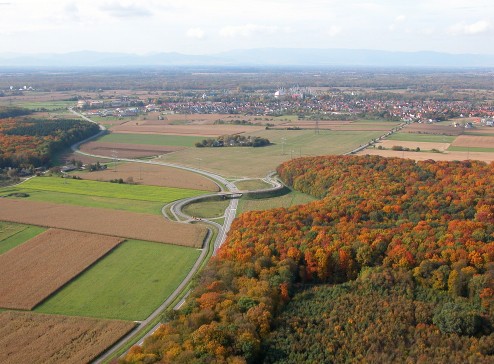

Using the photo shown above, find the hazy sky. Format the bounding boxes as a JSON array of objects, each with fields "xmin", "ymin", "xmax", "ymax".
[{"xmin": 1, "ymin": 0, "xmax": 493, "ymax": 55}]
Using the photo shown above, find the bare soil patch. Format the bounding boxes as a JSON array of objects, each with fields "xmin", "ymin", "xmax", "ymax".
[
  {"xmin": 451, "ymin": 135, "xmax": 494, "ymax": 148},
  {"xmin": 74, "ymin": 162, "xmax": 219, "ymax": 192},
  {"xmin": 0, "ymin": 199, "xmax": 207, "ymax": 248},
  {"xmin": 0, "ymin": 229, "xmax": 123, "ymax": 310},
  {"xmin": 357, "ymin": 148, "xmax": 494, "ymax": 163},
  {"xmin": 80, "ymin": 141, "xmax": 183, "ymax": 158},
  {"xmin": 0, "ymin": 311, "xmax": 135, "ymax": 364},
  {"xmin": 377, "ymin": 140, "xmax": 451, "ymax": 151},
  {"xmin": 112, "ymin": 123, "xmax": 265, "ymax": 136}
]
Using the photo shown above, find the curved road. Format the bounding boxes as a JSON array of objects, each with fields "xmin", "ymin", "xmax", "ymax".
[{"xmin": 68, "ymin": 109, "xmax": 240, "ymax": 363}]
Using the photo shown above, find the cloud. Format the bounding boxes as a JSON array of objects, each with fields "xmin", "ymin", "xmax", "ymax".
[
  {"xmin": 64, "ymin": 2, "xmax": 80, "ymax": 21},
  {"xmin": 186, "ymin": 28, "xmax": 205, "ymax": 40},
  {"xmin": 448, "ymin": 20, "xmax": 491, "ymax": 35},
  {"xmin": 389, "ymin": 15, "xmax": 407, "ymax": 31},
  {"xmin": 219, "ymin": 24, "xmax": 284, "ymax": 38},
  {"xmin": 326, "ymin": 25, "xmax": 342, "ymax": 37},
  {"xmin": 100, "ymin": 2, "xmax": 153, "ymax": 18}
]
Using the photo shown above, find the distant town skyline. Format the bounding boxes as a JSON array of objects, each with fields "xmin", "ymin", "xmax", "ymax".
[{"xmin": 1, "ymin": 0, "xmax": 493, "ymax": 56}]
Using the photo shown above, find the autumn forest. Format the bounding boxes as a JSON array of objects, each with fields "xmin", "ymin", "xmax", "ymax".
[{"xmin": 122, "ymin": 155, "xmax": 494, "ymax": 363}]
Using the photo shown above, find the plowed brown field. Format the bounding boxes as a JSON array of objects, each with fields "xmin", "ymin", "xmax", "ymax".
[
  {"xmin": 74, "ymin": 162, "xmax": 219, "ymax": 191},
  {"xmin": 0, "ymin": 311, "xmax": 135, "ymax": 364},
  {"xmin": 0, "ymin": 199, "xmax": 206, "ymax": 248},
  {"xmin": 0, "ymin": 229, "xmax": 123, "ymax": 310},
  {"xmin": 80, "ymin": 141, "xmax": 183, "ymax": 158},
  {"xmin": 451, "ymin": 135, "xmax": 494, "ymax": 148}
]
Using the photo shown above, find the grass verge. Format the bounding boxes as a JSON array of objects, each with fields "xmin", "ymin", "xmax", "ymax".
[
  {"xmin": 234, "ymin": 179, "xmax": 272, "ymax": 191},
  {"xmin": 182, "ymin": 199, "xmax": 230, "ymax": 219}
]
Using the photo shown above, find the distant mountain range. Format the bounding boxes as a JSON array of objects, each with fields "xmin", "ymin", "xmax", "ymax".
[{"xmin": 1, "ymin": 48, "xmax": 494, "ymax": 68}]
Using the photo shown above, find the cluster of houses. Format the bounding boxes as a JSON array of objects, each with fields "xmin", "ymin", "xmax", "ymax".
[{"xmin": 74, "ymin": 90, "xmax": 494, "ymax": 124}]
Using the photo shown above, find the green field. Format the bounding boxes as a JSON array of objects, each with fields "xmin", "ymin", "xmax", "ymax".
[
  {"xmin": 447, "ymin": 146, "xmax": 494, "ymax": 153},
  {"xmin": 15, "ymin": 176, "xmax": 204, "ymax": 203},
  {"xmin": 0, "ymin": 188, "xmax": 165, "ymax": 214},
  {"xmin": 36, "ymin": 240, "xmax": 201, "ymax": 321},
  {"xmin": 386, "ymin": 133, "xmax": 456, "ymax": 143},
  {"xmin": 98, "ymin": 133, "xmax": 204, "ymax": 147},
  {"xmin": 0, "ymin": 222, "xmax": 45, "ymax": 255},
  {"xmin": 14, "ymin": 100, "xmax": 75, "ymax": 111},
  {"xmin": 234, "ymin": 179, "xmax": 272, "ymax": 191},
  {"xmin": 237, "ymin": 190, "xmax": 316, "ymax": 214},
  {"xmin": 159, "ymin": 130, "xmax": 383, "ymax": 178},
  {"xmin": 182, "ymin": 199, "xmax": 230, "ymax": 219}
]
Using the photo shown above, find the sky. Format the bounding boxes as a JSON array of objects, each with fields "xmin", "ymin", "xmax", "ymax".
[{"xmin": 0, "ymin": 0, "xmax": 493, "ymax": 55}]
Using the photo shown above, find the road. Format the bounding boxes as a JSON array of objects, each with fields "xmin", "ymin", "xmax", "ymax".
[{"xmin": 67, "ymin": 109, "xmax": 242, "ymax": 363}]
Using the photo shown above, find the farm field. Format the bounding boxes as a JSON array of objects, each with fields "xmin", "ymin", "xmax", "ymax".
[
  {"xmin": 139, "ymin": 113, "xmax": 293, "ymax": 126},
  {"xmin": 447, "ymin": 146, "xmax": 494, "ymax": 153},
  {"xmin": 0, "ymin": 199, "xmax": 207, "ymax": 247},
  {"xmin": 182, "ymin": 199, "xmax": 230, "ymax": 219},
  {"xmin": 276, "ymin": 120, "xmax": 397, "ymax": 131},
  {"xmin": 79, "ymin": 141, "xmax": 183, "ymax": 158},
  {"xmin": 36, "ymin": 239, "xmax": 201, "ymax": 320},
  {"xmin": 97, "ymin": 132, "xmax": 205, "ymax": 147},
  {"xmin": 0, "ymin": 311, "xmax": 134, "ymax": 364},
  {"xmin": 73, "ymin": 162, "xmax": 219, "ymax": 191},
  {"xmin": 386, "ymin": 132, "xmax": 457, "ymax": 143},
  {"xmin": 450, "ymin": 135, "xmax": 494, "ymax": 148},
  {"xmin": 0, "ymin": 187, "xmax": 165, "ymax": 215},
  {"xmin": 237, "ymin": 190, "xmax": 316, "ymax": 214},
  {"xmin": 112, "ymin": 123, "xmax": 266, "ymax": 136},
  {"xmin": 0, "ymin": 222, "xmax": 45, "ymax": 255},
  {"xmin": 0, "ymin": 229, "xmax": 123, "ymax": 310},
  {"xmin": 357, "ymin": 148, "xmax": 494, "ymax": 162},
  {"xmin": 374, "ymin": 140, "xmax": 451, "ymax": 151},
  {"xmin": 17, "ymin": 176, "xmax": 205, "ymax": 203},
  {"xmin": 158, "ymin": 129, "xmax": 383, "ymax": 177},
  {"xmin": 402, "ymin": 123, "xmax": 464, "ymax": 135},
  {"xmin": 13, "ymin": 100, "xmax": 75, "ymax": 111}
]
